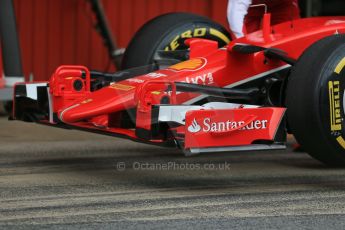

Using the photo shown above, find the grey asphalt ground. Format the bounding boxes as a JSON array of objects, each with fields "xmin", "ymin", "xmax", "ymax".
[{"xmin": 1, "ymin": 115, "xmax": 345, "ymax": 229}]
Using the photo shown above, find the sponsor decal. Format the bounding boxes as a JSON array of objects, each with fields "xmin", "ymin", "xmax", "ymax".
[
  {"xmin": 81, "ymin": 98, "xmax": 93, "ymax": 104},
  {"xmin": 328, "ymin": 80, "xmax": 342, "ymax": 131},
  {"xmin": 187, "ymin": 117, "xmax": 268, "ymax": 133},
  {"xmin": 126, "ymin": 78, "xmax": 145, "ymax": 83},
  {"xmin": 146, "ymin": 72, "xmax": 167, "ymax": 78},
  {"xmin": 168, "ymin": 58, "xmax": 207, "ymax": 72},
  {"xmin": 151, "ymin": 91, "xmax": 161, "ymax": 95},
  {"xmin": 188, "ymin": 119, "xmax": 202, "ymax": 133},
  {"xmin": 185, "ymin": 73, "xmax": 214, "ymax": 85},
  {"xmin": 109, "ymin": 83, "xmax": 135, "ymax": 91}
]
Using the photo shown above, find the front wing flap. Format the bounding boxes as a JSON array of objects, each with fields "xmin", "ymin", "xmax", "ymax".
[{"xmin": 184, "ymin": 107, "xmax": 286, "ymax": 150}]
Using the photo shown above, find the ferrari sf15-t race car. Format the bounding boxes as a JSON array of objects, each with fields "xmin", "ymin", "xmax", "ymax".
[{"xmin": 11, "ymin": 12, "xmax": 345, "ymax": 166}]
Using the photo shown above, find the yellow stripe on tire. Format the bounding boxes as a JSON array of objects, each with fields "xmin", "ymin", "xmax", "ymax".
[{"xmin": 210, "ymin": 28, "xmax": 231, "ymax": 44}]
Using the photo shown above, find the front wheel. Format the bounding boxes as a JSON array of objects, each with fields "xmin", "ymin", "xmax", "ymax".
[
  {"xmin": 121, "ymin": 12, "xmax": 231, "ymax": 69},
  {"xmin": 286, "ymin": 34, "xmax": 345, "ymax": 166}
]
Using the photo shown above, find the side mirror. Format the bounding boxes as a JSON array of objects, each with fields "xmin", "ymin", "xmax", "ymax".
[{"xmin": 249, "ymin": 4, "xmax": 272, "ymax": 41}]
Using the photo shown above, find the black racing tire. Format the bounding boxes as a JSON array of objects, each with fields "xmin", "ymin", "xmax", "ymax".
[
  {"xmin": 121, "ymin": 12, "xmax": 231, "ymax": 69},
  {"xmin": 286, "ymin": 34, "xmax": 345, "ymax": 166}
]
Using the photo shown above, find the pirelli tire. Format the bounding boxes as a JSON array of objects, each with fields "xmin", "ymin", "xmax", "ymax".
[
  {"xmin": 121, "ymin": 12, "xmax": 231, "ymax": 69},
  {"xmin": 286, "ymin": 34, "xmax": 345, "ymax": 166}
]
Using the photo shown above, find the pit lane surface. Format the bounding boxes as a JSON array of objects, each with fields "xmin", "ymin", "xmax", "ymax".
[{"xmin": 1, "ymin": 116, "xmax": 345, "ymax": 229}]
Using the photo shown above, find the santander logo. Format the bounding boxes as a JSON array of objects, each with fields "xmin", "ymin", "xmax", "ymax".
[
  {"xmin": 187, "ymin": 118, "xmax": 268, "ymax": 133},
  {"xmin": 188, "ymin": 118, "xmax": 201, "ymax": 133}
]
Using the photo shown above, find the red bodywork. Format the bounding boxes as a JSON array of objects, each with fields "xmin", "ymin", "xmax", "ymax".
[{"xmin": 12, "ymin": 16, "xmax": 345, "ymax": 154}]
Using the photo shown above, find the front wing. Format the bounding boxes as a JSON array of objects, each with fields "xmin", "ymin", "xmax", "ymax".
[{"xmin": 12, "ymin": 82, "xmax": 286, "ymax": 155}]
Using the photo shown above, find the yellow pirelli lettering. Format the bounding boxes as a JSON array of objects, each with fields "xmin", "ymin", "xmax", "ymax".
[
  {"xmin": 335, "ymin": 57, "xmax": 345, "ymax": 74},
  {"xmin": 170, "ymin": 35, "xmax": 180, "ymax": 51},
  {"xmin": 181, "ymin": 30, "xmax": 193, "ymax": 38},
  {"xmin": 337, "ymin": 136, "xmax": 345, "ymax": 149},
  {"xmin": 193, "ymin": 28, "xmax": 207, "ymax": 37},
  {"xmin": 210, "ymin": 28, "xmax": 231, "ymax": 44},
  {"xmin": 329, "ymin": 81, "xmax": 342, "ymax": 131}
]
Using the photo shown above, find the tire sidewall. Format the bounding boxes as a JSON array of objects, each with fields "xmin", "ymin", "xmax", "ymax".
[{"xmin": 318, "ymin": 44, "xmax": 345, "ymax": 157}]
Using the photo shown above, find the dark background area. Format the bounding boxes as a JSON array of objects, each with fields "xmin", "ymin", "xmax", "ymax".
[
  {"xmin": 1, "ymin": 0, "xmax": 345, "ymax": 82},
  {"xmin": 300, "ymin": 0, "xmax": 345, "ymax": 17}
]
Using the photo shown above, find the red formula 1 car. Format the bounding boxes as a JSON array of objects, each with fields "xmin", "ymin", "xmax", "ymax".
[{"xmin": 11, "ymin": 12, "xmax": 345, "ymax": 166}]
